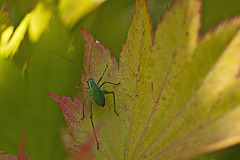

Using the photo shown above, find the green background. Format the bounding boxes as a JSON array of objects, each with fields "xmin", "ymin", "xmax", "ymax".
[{"xmin": 0, "ymin": 0, "xmax": 240, "ymax": 159}]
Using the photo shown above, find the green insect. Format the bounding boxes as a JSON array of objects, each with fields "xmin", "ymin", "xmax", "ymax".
[
  {"xmin": 76, "ymin": 64, "xmax": 120, "ymax": 149},
  {"xmin": 50, "ymin": 44, "xmax": 120, "ymax": 149}
]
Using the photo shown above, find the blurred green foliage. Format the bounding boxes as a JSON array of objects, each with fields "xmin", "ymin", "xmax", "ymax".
[{"xmin": 0, "ymin": 0, "xmax": 240, "ymax": 159}]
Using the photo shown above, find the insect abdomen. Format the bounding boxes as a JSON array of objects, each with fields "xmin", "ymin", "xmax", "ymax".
[{"xmin": 89, "ymin": 80, "xmax": 105, "ymax": 107}]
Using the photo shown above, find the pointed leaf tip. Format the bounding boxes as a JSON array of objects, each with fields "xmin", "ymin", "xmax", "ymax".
[
  {"xmin": 17, "ymin": 128, "xmax": 28, "ymax": 160},
  {"xmin": 48, "ymin": 93, "xmax": 90, "ymax": 144},
  {"xmin": 64, "ymin": 124, "xmax": 103, "ymax": 160},
  {"xmin": 0, "ymin": 128, "xmax": 29, "ymax": 160}
]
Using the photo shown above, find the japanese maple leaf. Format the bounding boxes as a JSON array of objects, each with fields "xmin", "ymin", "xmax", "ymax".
[{"xmin": 49, "ymin": 0, "xmax": 240, "ymax": 159}]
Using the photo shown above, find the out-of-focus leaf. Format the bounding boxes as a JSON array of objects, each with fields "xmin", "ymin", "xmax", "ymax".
[
  {"xmin": 0, "ymin": 2, "xmax": 12, "ymax": 33},
  {"xmin": 0, "ymin": 13, "xmax": 31, "ymax": 58},
  {"xmin": 0, "ymin": 128, "xmax": 29, "ymax": 160},
  {"xmin": 0, "ymin": 1, "xmax": 53, "ymax": 58},
  {"xmin": 28, "ymin": 2, "xmax": 52, "ymax": 42},
  {"xmin": 49, "ymin": 0, "xmax": 240, "ymax": 159},
  {"xmin": 17, "ymin": 128, "xmax": 28, "ymax": 160},
  {"xmin": 6, "ymin": 0, "xmax": 37, "ymax": 27},
  {"xmin": 0, "ymin": 151, "xmax": 16, "ymax": 160},
  {"xmin": 58, "ymin": 0, "xmax": 106, "ymax": 27}
]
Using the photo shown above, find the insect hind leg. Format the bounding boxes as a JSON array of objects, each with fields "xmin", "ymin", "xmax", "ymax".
[
  {"xmin": 81, "ymin": 93, "xmax": 90, "ymax": 120},
  {"xmin": 102, "ymin": 90, "xmax": 119, "ymax": 116},
  {"xmin": 89, "ymin": 97, "xmax": 100, "ymax": 149}
]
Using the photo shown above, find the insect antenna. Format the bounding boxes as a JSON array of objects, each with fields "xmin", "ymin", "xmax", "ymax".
[
  {"xmin": 89, "ymin": 18, "xmax": 101, "ymax": 76},
  {"xmin": 45, "ymin": 49, "xmax": 89, "ymax": 79}
]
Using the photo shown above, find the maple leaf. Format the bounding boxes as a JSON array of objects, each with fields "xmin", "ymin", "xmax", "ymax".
[
  {"xmin": 49, "ymin": 0, "xmax": 240, "ymax": 159},
  {"xmin": 0, "ymin": 128, "xmax": 29, "ymax": 160},
  {"xmin": 63, "ymin": 124, "xmax": 102, "ymax": 160},
  {"xmin": 0, "ymin": 151, "xmax": 16, "ymax": 160}
]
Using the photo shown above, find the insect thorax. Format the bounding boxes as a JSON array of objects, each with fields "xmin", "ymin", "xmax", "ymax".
[
  {"xmin": 87, "ymin": 78, "xmax": 96, "ymax": 87},
  {"xmin": 87, "ymin": 78, "xmax": 105, "ymax": 107}
]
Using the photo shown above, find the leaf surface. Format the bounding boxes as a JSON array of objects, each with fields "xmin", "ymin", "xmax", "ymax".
[
  {"xmin": 49, "ymin": 0, "xmax": 240, "ymax": 159},
  {"xmin": 63, "ymin": 124, "xmax": 102, "ymax": 160}
]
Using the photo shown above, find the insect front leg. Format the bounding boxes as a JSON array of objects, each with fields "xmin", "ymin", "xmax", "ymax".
[
  {"xmin": 89, "ymin": 97, "xmax": 100, "ymax": 149},
  {"xmin": 99, "ymin": 81, "xmax": 120, "ymax": 88},
  {"xmin": 102, "ymin": 90, "xmax": 119, "ymax": 116},
  {"xmin": 97, "ymin": 65, "xmax": 108, "ymax": 84},
  {"xmin": 81, "ymin": 93, "xmax": 90, "ymax": 120}
]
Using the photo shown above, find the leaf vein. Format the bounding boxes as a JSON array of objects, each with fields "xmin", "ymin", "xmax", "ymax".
[
  {"xmin": 138, "ymin": 27, "xmax": 237, "ymax": 158},
  {"xmin": 125, "ymin": 4, "xmax": 143, "ymax": 159},
  {"xmin": 133, "ymin": 4, "xmax": 188, "ymax": 159},
  {"xmin": 148, "ymin": 106, "xmax": 240, "ymax": 160},
  {"xmin": 107, "ymin": 106, "xmax": 119, "ymax": 160}
]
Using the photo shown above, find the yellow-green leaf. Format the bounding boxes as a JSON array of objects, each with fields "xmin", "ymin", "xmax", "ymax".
[
  {"xmin": 58, "ymin": 0, "xmax": 106, "ymax": 27},
  {"xmin": 50, "ymin": 0, "xmax": 240, "ymax": 159}
]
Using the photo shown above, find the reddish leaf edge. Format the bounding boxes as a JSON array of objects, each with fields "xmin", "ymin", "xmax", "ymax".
[
  {"xmin": 47, "ymin": 93, "xmax": 104, "ymax": 159},
  {"xmin": 0, "ymin": 128, "xmax": 30, "ymax": 160},
  {"xmin": 62, "ymin": 124, "xmax": 102, "ymax": 160}
]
